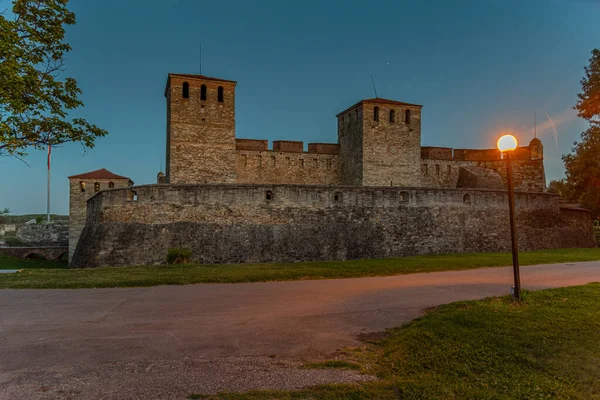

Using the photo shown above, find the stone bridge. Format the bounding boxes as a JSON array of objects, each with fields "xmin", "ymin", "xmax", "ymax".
[{"xmin": 0, "ymin": 246, "xmax": 69, "ymax": 261}]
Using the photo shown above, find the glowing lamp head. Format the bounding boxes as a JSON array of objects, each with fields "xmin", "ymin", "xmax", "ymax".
[{"xmin": 497, "ymin": 134, "xmax": 518, "ymax": 152}]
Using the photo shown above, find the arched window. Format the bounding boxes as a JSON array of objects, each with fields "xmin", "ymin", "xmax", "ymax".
[
  {"xmin": 94, "ymin": 182, "xmax": 100, "ymax": 192},
  {"xmin": 389, "ymin": 109, "xmax": 395, "ymax": 123},
  {"xmin": 334, "ymin": 192, "xmax": 343, "ymax": 202},
  {"xmin": 182, "ymin": 82, "xmax": 189, "ymax": 98},
  {"xmin": 265, "ymin": 190, "xmax": 273, "ymax": 201},
  {"xmin": 200, "ymin": 85, "xmax": 207, "ymax": 101},
  {"xmin": 218, "ymin": 86, "xmax": 224, "ymax": 102},
  {"xmin": 405, "ymin": 109, "xmax": 411, "ymax": 124},
  {"xmin": 79, "ymin": 182, "xmax": 86, "ymax": 193},
  {"xmin": 463, "ymin": 193, "xmax": 472, "ymax": 204},
  {"xmin": 109, "ymin": 182, "xmax": 115, "ymax": 188},
  {"xmin": 374, "ymin": 106, "xmax": 379, "ymax": 122}
]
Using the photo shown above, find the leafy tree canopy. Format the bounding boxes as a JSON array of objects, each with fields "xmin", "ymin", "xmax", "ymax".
[
  {"xmin": 562, "ymin": 123, "xmax": 600, "ymax": 220},
  {"xmin": 0, "ymin": 0, "xmax": 107, "ymax": 157},
  {"xmin": 575, "ymin": 49, "xmax": 600, "ymax": 124}
]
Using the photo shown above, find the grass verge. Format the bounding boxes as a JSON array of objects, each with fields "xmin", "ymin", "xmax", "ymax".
[
  {"xmin": 0, "ymin": 254, "xmax": 67, "ymax": 270},
  {"xmin": 191, "ymin": 283, "xmax": 600, "ymax": 399},
  {"xmin": 0, "ymin": 248, "xmax": 599, "ymax": 289}
]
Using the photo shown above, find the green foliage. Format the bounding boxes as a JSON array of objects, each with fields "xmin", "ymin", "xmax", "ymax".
[
  {"xmin": 4, "ymin": 236, "xmax": 23, "ymax": 246},
  {"xmin": 0, "ymin": 0, "xmax": 108, "ymax": 157},
  {"xmin": 193, "ymin": 284, "xmax": 600, "ymax": 399},
  {"xmin": 562, "ymin": 123, "xmax": 600, "ymax": 219},
  {"xmin": 166, "ymin": 247, "xmax": 192, "ymax": 264},
  {"xmin": 0, "ymin": 208, "xmax": 9, "ymax": 223},
  {"xmin": 0, "ymin": 253, "xmax": 67, "ymax": 269},
  {"xmin": 547, "ymin": 179, "xmax": 570, "ymax": 198},
  {"xmin": 1, "ymin": 248, "xmax": 600, "ymax": 288},
  {"xmin": 576, "ymin": 48, "xmax": 600, "ymax": 123}
]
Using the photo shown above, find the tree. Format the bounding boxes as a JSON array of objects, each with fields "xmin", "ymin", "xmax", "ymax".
[
  {"xmin": 547, "ymin": 179, "xmax": 570, "ymax": 199},
  {"xmin": 0, "ymin": 0, "xmax": 107, "ymax": 157},
  {"xmin": 575, "ymin": 49, "xmax": 600, "ymax": 124},
  {"xmin": 562, "ymin": 123, "xmax": 600, "ymax": 220},
  {"xmin": 0, "ymin": 208, "xmax": 9, "ymax": 224}
]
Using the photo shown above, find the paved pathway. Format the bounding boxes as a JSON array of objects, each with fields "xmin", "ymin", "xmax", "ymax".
[{"xmin": 1, "ymin": 261, "xmax": 599, "ymax": 399}]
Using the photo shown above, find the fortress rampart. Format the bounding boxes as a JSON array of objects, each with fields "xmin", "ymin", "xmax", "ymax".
[{"xmin": 70, "ymin": 184, "xmax": 595, "ymax": 268}]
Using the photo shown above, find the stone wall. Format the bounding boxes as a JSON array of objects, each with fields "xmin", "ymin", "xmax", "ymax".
[
  {"xmin": 421, "ymin": 142, "xmax": 546, "ymax": 192},
  {"xmin": 69, "ymin": 178, "xmax": 131, "ymax": 262},
  {"xmin": 71, "ymin": 184, "xmax": 596, "ymax": 268},
  {"xmin": 166, "ymin": 74, "xmax": 237, "ymax": 184},
  {"xmin": 15, "ymin": 222, "xmax": 68, "ymax": 247},
  {"xmin": 361, "ymin": 102, "xmax": 422, "ymax": 187}
]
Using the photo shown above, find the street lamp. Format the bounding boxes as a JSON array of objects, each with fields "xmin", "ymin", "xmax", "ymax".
[{"xmin": 497, "ymin": 134, "xmax": 521, "ymax": 301}]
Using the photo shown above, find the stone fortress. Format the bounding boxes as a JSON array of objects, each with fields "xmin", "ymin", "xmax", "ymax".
[{"xmin": 69, "ymin": 74, "xmax": 596, "ymax": 268}]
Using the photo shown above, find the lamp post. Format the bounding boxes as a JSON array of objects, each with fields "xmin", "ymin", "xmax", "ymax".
[{"xmin": 497, "ymin": 134, "xmax": 521, "ymax": 301}]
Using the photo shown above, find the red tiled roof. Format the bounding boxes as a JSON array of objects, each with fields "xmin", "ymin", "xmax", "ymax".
[
  {"xmin": 336, "ymin": 98, "xmax": 423, "ymax": 116},
  {"xmin": 68, "ymin": 168, "xmax": 131, "ymax": 180}
]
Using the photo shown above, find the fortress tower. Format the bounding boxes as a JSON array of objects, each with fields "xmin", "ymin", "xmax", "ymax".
[
  {"xmin": 337, "ymin": 98, "xmax": 423, "ymax": 186},
  {"xmin": 68, "ymin": 169, "xmax": 132, "ymax": 263},
  {"xmin": 165, "ymin": 74, "xmax": 237, "ymax": 184}
]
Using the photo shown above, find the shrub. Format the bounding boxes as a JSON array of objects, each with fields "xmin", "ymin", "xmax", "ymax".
[{"xmin": 166, "ymin": 248, "xmax": 192, "ymax": 264}]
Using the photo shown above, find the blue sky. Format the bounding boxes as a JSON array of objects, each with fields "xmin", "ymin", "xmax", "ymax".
[{"xmin": 1, "ymin": 0, "xmax": 599, "ymax": 215}]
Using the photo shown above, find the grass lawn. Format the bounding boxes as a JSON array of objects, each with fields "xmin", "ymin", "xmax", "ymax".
[
  {"xmin": 191, "ymin": 283, "xmax": 600, "ymax": 399},
  {"xmin": 0, "ymin": 253, "xmax": 67, "ymax": 270},
  {"xmin": 0, "ymin": 248, "xmax": 599, "ymax": 289}
]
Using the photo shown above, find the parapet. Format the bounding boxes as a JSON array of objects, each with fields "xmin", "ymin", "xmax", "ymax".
[
  {"xmin": 236, "ymin": 139, "xmax": 268, "ymax": 151},
  {"xmin": 273, "ymin": 140, "xmax": 303, "ymax": 153},
  {"xmin": 308, "ymin": 143, "xmax": 339, "ymax": 155},
  {"xmin": 421, "ymin": 147, "xmax": 453, "ymax": 160}
]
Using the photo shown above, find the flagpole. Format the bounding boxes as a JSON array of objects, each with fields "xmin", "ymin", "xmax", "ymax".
[{"xmin": 47, "ymin": 142, "xmax": 51, "ymax": 223}]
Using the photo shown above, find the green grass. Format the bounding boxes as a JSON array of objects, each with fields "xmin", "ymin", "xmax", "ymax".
[
  {"xmin": 302, "ymin": 361, "xmax": 362, "ymax": 371},
  {"xmin": 0, "ymin": 253, "xmax": 67, "ymax": 270},
  {"xmin": 1, "ymin": 248, "xmax": 600, "ymax": 289},
  {"xmin": 192, "ymin": 283, "xmax": 600, "ymax": 399}
]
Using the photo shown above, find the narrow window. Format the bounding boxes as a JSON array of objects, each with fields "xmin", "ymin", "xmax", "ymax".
[
  {"xmin": 447, "ymin": 165, "xmax": 452, "ymax": 175},
  {"xmin": 182, "ymin": 82, "xmax": 189, "ymax": 98},
  {"xmin": 313, "ymin": 159, "xmax": 318, "ymax": 169},
  {"xmin": 355, "ymin": 109, "xmax": 359, "ymax": 122},
  {"xmin": 424, "ymin": 164, "xmax": 428, "ymax": 175},
  {"xmin": 258, "ymin": 155, "xmax": 262, "ymax": 167},
  {"xmin": 200, "ymin": 84, "xmax": 207, "ymax": 100},
  {"xmin": 348, "ymin": 112, "xmax": 352, "ymax": 125},
  {"xmin": 374, "ymin": 106, "xmax": 379, "ymax": 122},
  {"xmin": 94, "ymin": 182, "xmax": 100, "ymax": 192},
  {"xmin": 79, "ymin": 182, "xmax": 86, "ymax": 193},
  {"xmin": 108, "ymin": 181, "xmax": 114, "ymax": 188},
  {"xmin": 242, "ymin": 154, "xmax": 247, "ymax": 167},
  {"xmin": 334, "ymin": 192, "xmax": 342, "ymax": 202},
  {"xmin": 463, "ymin": 193, "xmax": 472, "ymax": 204},
  {"xmin": 327, "ymin": 159, "xmax": 332, "ymax": 170},
  {"xmin": 400, "ymin": 191, "xmax": 409, "ymax": 203},
  {"xmin": 436, "ymin": 165, "xmax": 440, "ymax": 176},
  {"xmin": 389, "ymin": 109, "xmax": 395, "ymax": 123},
  {"xmin": 271, "ymin": 156, "xmax": 276, "ymax": 167},
  {"xmin": 266, "ymin": 190, "xmax": 273, "ymax": 201},
  {"xmin": 300, "ymin": 159, "xmax": 304, "ymax": 169},
  {"xmin": 405, "ymin": 109, "xmax": 411, "ymax": 124},
  {"xmin": 286, "ymin": 157, "xmax": 291, "ymax": 166},
  {"xmin": 218, "ymin": 86, "xmax": 224, "ymax": 102}
]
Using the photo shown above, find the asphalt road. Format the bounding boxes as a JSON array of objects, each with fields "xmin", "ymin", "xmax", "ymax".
[{"xmin": 1, "ymin": 261, "xmax": 599, "ymax": 399}]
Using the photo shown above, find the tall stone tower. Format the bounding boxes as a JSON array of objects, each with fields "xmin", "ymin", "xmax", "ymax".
[
  {"xmin": 68, "ymin": 169, "xmax": 132, "ymax": 263},
  {"xmin": 337, "ymin": 98, "xmax": 423, "ymax": 187},
  {"xmin": 165, "ymin": 73, "xmax": 237, "ymax": 184}
]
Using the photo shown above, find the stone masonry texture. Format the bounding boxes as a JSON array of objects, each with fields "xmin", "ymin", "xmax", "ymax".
[
  {"xmin": 69, "ymin": 73, "xmax": 594, "ymax": 268},
  {"xmin": 70, "ymin": 184, "xmax": 596, "ymax": 268}
]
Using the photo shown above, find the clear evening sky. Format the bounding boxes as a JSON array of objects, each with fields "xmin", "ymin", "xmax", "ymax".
[{"xmin": 1, "ymin": 0, "xmax": 599, "ymax": 215}]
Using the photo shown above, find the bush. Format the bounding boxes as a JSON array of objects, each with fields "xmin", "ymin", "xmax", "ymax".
[{"xmin": 166, "ymin": 248, "xmax": 192, "ymax": 264}]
